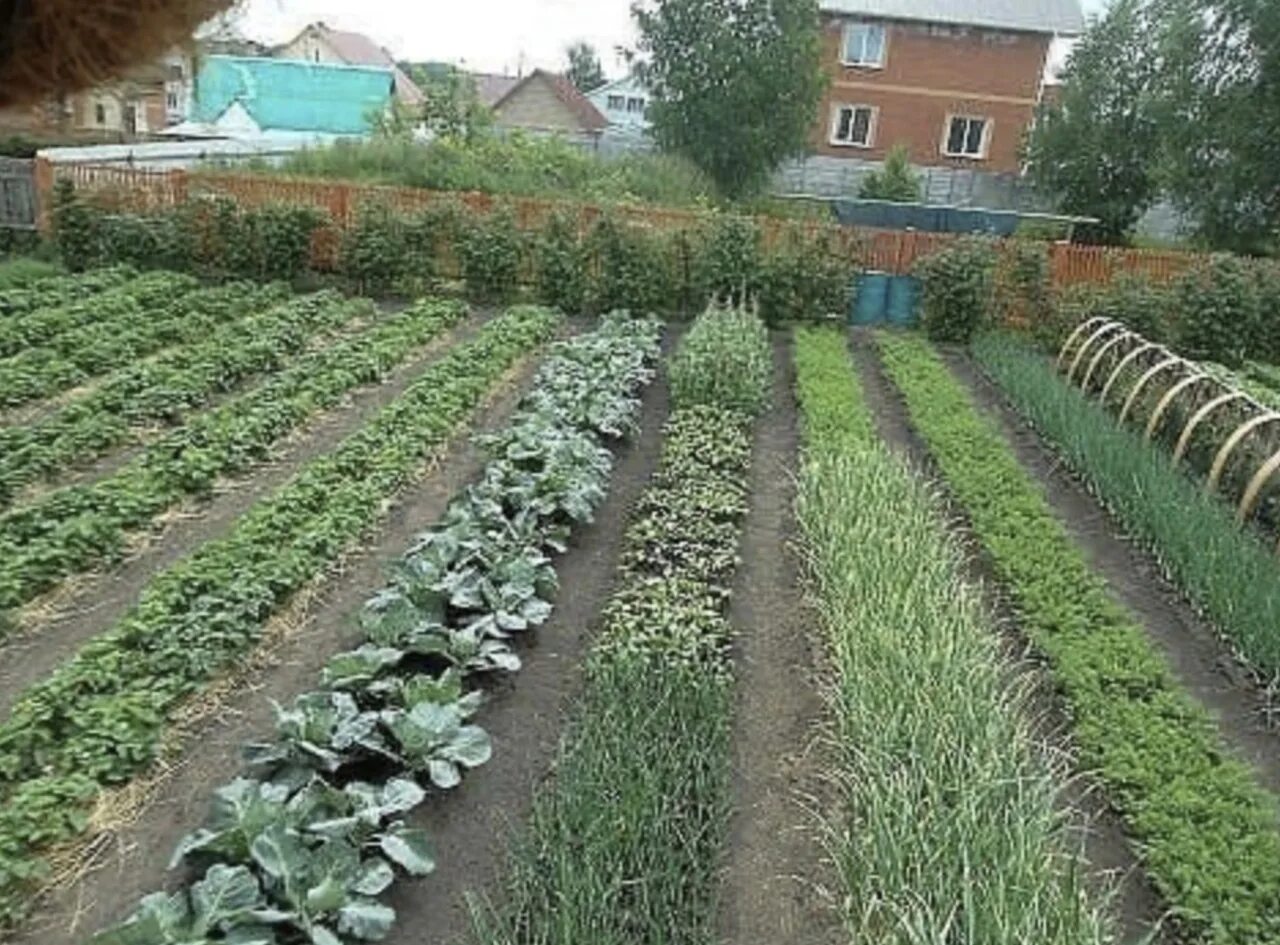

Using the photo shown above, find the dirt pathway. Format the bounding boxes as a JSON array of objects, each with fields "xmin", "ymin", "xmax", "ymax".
[
  {"xmin": 718, "ymin": 331, "xmax": 841, "ymax": 945},
  {"xmin": 850, "ymin": 332, "xmax": 1170, "ymax": 945},
  {"xmin": 9, "ymin": 339, "xmax": 543, "ymax": 945},
  {"xmin": 0, "ymin": 313, "xmax": 487, "ymax": 722},
  {"xmin": 381, "ymin": 329, "xmax": 676, "ymax": 945},
  {"xmin": 947, "ymin": 349, "xmax": 1280, "ymax": 800}
]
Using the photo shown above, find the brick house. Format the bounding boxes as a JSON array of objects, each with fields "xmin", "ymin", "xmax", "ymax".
[{"xmin": 812, "ymin": 0, "xmax": 1083, "ymax": 178}]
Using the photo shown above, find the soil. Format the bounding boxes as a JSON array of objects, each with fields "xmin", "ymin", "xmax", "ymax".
[
  {"xmin": 8, "ymin": 332, "xmax": 542, "ymax": 945},
  {"xmin": 0, "ymin": 312, "xmax": 487, "ymax": 723},
  {"xmin": 945, "ymin": 348, "xmax": 1280, "ymax": 800},
  {"xmin": 849, "ymin": 332, "xmax": 1171, "ymax": 945},
  {"xmin": 718, "ymin": 331, "xmax": 842, "ymax": 945},
  {"xmin": 379, "ymin": 328, "xmax": 675, "ymax": 945}
]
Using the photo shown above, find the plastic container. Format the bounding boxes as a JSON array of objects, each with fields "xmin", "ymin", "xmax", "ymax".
[
  {"xmin": 851, "ymin": 271, "xmax": 890, "ymax": 326},
  {"xmin": 886, "ymin": 275, "xmax": 921, "ymax": 328}
]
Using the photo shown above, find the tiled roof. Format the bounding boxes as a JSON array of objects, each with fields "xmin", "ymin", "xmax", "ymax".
[
  {"xmin": 819, "ymin": 0, "xmax": 1084, "ymax": 35},
  {"xmin": 291, "ymin": 23, "xmax": 424, "ymax": 105}
]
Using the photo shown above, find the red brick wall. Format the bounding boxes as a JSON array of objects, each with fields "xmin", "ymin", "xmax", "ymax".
[{"xmin": 814, "ymin": 15, "xmax": 1051, "ymax": 174}]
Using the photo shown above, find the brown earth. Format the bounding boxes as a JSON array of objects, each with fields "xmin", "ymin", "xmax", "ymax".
[
  {"xmin": 850, "ymin": 332, "xmax": 1171, "ymax": 945},
  {"xmin": 718, "ymin": 331, "xmax": 842, "ymax": 945},
  {"xmin": 8, "ymin": 332, "xmax": 543, "ymax": 945},
  {"xmin": 0, "ymin": 312, "xmax": 486, "ymax": 722}
]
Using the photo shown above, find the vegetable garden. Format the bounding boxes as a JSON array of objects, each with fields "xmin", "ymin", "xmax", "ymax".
[{"xmin": 0, "ymin": 238, "xmax": 1278, "ymax": 945}]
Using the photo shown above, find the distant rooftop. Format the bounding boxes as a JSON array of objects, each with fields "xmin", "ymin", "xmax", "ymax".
[{"xmin": 819, "ymin": 0, "xmax": 1085, "ymax": 35}]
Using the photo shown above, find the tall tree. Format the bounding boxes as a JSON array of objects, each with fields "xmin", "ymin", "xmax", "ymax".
[
  {"xmin": 632, "ymin": 0, "xmax": 825, "ymax": 198},
  {"xmin": 566, "ymin": 42, "xmax": 606, "ymax": 92},
  {"xmin": 1024, "ymin": 0, "xmax": 1161, "ymax": 244}
]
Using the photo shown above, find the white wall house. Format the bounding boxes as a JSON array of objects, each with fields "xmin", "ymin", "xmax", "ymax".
[{"xmin": 586, "ymin": 74, "xmax": 651, "ymax": 131}]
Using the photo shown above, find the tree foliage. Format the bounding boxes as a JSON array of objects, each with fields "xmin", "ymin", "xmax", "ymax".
[
  {"xmin": 632, "ymin": 0, "xmax": 825, "ymax": 199},
  {"xmin": 566, "ymin": 42, "xmax": 606, "ymax": 92},
  {"xmin": 1027, "ymin": 0, "xmax": 1280, "ymax": 252}
]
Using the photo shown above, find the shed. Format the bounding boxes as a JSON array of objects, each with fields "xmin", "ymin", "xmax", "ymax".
[{"xmin": 491, "ymin": 70, "xmax": 607, "ymax": 137}]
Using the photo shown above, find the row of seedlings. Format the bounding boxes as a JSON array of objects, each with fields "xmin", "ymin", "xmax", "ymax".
[
  {"xmin": 0, "ymin": 306, "xmax": 562, "ymax": 927},
  {"xmin": 0, "ymin": 289, "xmax": 362, "ymax": 506},
  {"xmin": 0, "ymin": 270, "xmax": 197, "ymax": 358},
  {"xmin": 793, "ymin": 328, "xmax": 1110, "ymax": 942},
  {"xmin": 0, "ymin": 265, "xmax": 137, "ymax": 318},
  {"xmin": 974, "ymin": 332, "xmax": 1280, "ymax": 680},
  {"xmin": 0, "ymin": 280, "xmax": 291, "ymax": 408},
  {"xmin": 0, "ymin": 296, "xmax": 473, "ymax": 618},
  {"xmin": 472, "ymin": 301, "xmax": 773, "ymax": 944},
  {"xmin": 877, "ymin": 332, "xmax": 1280, "ymax": 945},
  {"xmin": 90, "ymin": 313, "xmax": 663, "ymax": 945}
]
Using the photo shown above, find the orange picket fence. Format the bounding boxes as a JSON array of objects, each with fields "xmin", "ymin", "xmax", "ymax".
[{"xmin": 34, "ymin": 159, "xmax": 1201, "ymax": 286}]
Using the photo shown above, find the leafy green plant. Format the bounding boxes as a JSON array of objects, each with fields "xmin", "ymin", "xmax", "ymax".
[
  {"xmin": 692, "ymin": 213, "xmax": 761, "ymax": 304},
  {"xmin": 915, "ymin": 236, "xmax": 999, "ymax": 343},
  {"xmin": 341, "ymin": 201, "xmax": 410, "ymax": 296},
  {"xmin": 858, "ymin": 144, "xmax": 922, "ymax": 203},
  {"xmin": 0, "ymin": 264, "xmax": 133, "ymax": 317},
  {"xmin": 459, "ymin": 206, "xmax": 523, "ymax": 303},
  {"xmin": 1174, "ymin": 254, "xmax": 1261, "ymax": 368},
  {"xmin": 533, "ymin": 210, "xmax": 587, "ymax": 314},
  {"xmin": 51, "ymin": 179, "xmax": 98, "ymax": 271},
  {"xmin": 669, "ymin": 299, "xmax": 772, "ymax": 416},
  {"xmin": 879, "ymin": 331, "xmax": 1280, "ymax": 945},
  {"xmin": 585, "ymin": 213, "xmax": 674, "ymax": 316},
  {"xmin": 756, "ymin": 228, "xmax": 852, "ymax": 324}
]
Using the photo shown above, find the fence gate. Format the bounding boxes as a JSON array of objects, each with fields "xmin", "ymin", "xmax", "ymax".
[{"xmin": 0, "ymin": 158, "xmax": 36, "ymax": 230}]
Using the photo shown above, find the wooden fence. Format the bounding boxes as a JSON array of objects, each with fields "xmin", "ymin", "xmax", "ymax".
[{"xmin": 33, "ymin": 159, "xmax": 1199, "ymax": 286}]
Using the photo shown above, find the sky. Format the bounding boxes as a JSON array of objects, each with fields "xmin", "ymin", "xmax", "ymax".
[{"xmin": 234, "ymin": 0, "xmax": 1111, "ymax": 79}]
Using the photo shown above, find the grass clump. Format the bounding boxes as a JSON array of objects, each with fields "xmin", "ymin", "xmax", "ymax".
[
  {"xmin": 794, "ymin": 327, "xmax": 1112, "ymax": 944},
  {"xmin": 878, "ymin": 331, "xmax": 1280, "ymax": 945},
  {"xmin": 669, "ymin": 298, "xmax": 772, "ymax": 416}
]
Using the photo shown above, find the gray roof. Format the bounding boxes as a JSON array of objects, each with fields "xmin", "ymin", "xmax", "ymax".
[{"xmin": 820, "ymin": 0, "xmax": 1084, "ymax": 35}]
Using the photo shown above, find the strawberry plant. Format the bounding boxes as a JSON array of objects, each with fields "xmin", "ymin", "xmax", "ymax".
[{"xmin": 0, "ymin": 265, "xmax": 136, "ymax": 318}]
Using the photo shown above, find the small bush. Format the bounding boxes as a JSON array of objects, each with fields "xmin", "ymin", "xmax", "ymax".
[
  {"xmin": 915, "ymin": 237, "xmax": 999, "ymax": 343},
  {"xmin": 586, "ymin": 214, "xmax": 674, "ymax": 316},
  {"xmin": 341, "ymin": 201, "xmax": 408, "ymax": 295},
  {"xmin": 757, "ymin": 229, "xmax": 851, "ymax": 325},
  {"xmin": 459, "ymin": 205, "xmax": 523, "ymax": 303},
  {"xmin": 1174, "ymin": 254, "xmax": 1261, "ymax": 368},
  {"xmin": 51, "ymin": 179, "xmax": 98, "ymax": 271},
  {"xmin": 859, "ymin": 145, "xmax": 922, "ymax": 203},
  {"xmin": 693, "ymin": 213, "xmax": 761, "ymax": 304},
  {"xmin": 669, "ymin": 300, "xmax": 772, "ymax": 415},
  {"xmin": 534, "ymin": 210, "xmax": 587, "ymax": 314}
]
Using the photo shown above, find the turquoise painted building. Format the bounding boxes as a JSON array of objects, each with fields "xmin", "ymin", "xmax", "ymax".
[{"xmin": 187, "ymin": 55, "xmax": 395, "ymax": 137}]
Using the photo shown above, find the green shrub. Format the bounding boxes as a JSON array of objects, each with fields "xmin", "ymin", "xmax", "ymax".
[
  {"xmin": 1252, "ymin": 262, "xmax": 1280, "ymax": 363},
  {"xmin": 757, "ymin": 228, "xmax": 851, "ymax": 324},
  {"xmin": 1174, "ymin": 254, "xmax": 1261, "ymax": 368},
  {"xmin": 51, "ymin": 179, "xmax": 98, "ymax": 271},
  {"xmin": 534, "ymin": 210, "xmax": 587, "ymax": 314},
  {"xmin": 586, "ymin": 214, "xmax": 673, "ymax": 315},
  {"xmin": 693, "ymin": 213, "xmax": 761, "ymax": 304},
  {"xmin": 669, "ymin": 300, "xmax": 772, "ymax": 415},
  {"xmin": 459, "ymin": 205, "xmax": 523, "ymax": 303},
  {"xmin": 915, "ymin": 237, "xmax": 999, "ymax": 343},
  {"xmin": 341, "ymin": 201, "xmax": 408, "ymax": 295},
  {"xmin": 858, "ymin": 145, "xmax": 922, "ymax": 203}
]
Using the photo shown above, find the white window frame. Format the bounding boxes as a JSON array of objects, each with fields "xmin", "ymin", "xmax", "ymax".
[
  {"xmin": 941, "ymin": 113, "xmax": 991, "ymax": 159},
  {"xmin": 841, "ymin": 21, "xmax": 888, "ymax": 68},
  {"xmin": 626, "ymin": 96, "xmax": 646, "ymax": 114},
  {"xmin": 829, "ymin": 103, "xmax": 878, "ymax": 149},
  {"xmin": 607, "ymin": 94, "xmax": 626, "ymax": 111}
]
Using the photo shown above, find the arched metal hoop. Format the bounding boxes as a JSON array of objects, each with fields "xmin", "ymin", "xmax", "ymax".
[
  {"xmin": 1080, "ymin": 331, "xmax": 1138, "ymax": 393},
  {"xmin": 1056, "ymin": 317, "xmax": 1111, "ymax": 372},
  {"xmin": 1119, "ymin": 357, "xmax": 1186, "ymax": 427},
  {"xmin": 1173, "ymin": 392, "xmax": 1246, "ymax": 466},
  {"xmin": 1145, "ymin": 373, "xmax": 1210, "ymax": 442},
  {"xmin": 1099, "ymin": 342, "xmax": 1163, "ymax": 405},
  {"xmin": 1237, "ymin": 448, "xmax": 1280, "ymax": 524},
  {"xmin": 1207, "ymin": 413, "xmax": 1280, "ymax": 493},
  {"xmin": 1066, "ymin": 321, "xmax": 1124, "ymax": 385}
]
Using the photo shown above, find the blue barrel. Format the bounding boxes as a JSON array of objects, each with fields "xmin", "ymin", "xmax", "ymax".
[
  {"xmin": 851, "ymin": 271, "xmax": 890, "ymax": 326},
  {"xmin": 886, "ymin": 275, "xmax": 920, "ymax": 328}
]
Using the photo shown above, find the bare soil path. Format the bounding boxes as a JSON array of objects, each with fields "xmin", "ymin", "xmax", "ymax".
[
  {"xmin": 850, "ymin": 332, "xmax": 1170, "ymax": 945},
  {"xmin": 8, "ymin": 336, "xmax": 541, "ymax": 945},
  {"xmin": 0, "ymin": 313, "xmax": 487, "ymax": 722},
  {"xmin": 718, "ymin": 331, "xmax": 841, "ymax": 945}
]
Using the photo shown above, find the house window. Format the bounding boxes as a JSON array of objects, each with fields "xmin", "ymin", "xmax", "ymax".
[
  {"xmin": 166, "ymin": 91, "xmax": 179, "ymax": 110},
  {"xmin": 94, "ymin": 102, "xmax": 107, "ymax": 125},
  {"xmin": 607, "ymin": 94, "xmax": 625, "ymax": 110},
  {"xmin": 842, "ymin": 21, "xmax": 886, "ymax": 67},
  {"xmin": 626, "ymin": 96, "xmax": 646, "ymax": 114},
  {"xmin": 943, "ymin": 115, "xmax": 989, "ymax": 158},
  {"xmin": 830, "ymin": 104, "xmax": 876, "ymax": 148},
  {"xmin": 168, "ymin": 64, "xmax": 184, "ymax": 81}
]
